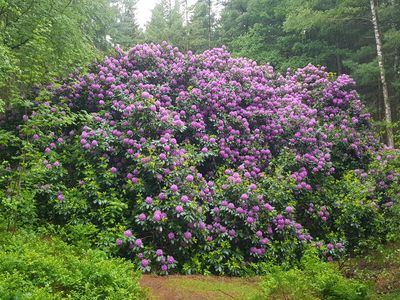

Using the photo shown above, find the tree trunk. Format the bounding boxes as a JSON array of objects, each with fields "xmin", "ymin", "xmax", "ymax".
[
  {"xmin": 370, "ymin": 0, "xmax": 394, "ymax": 147},
  {"xmin": 336, "ymin": 40, "xmax": 342, "ymax": 75},
  {"xmin": 390, "ymin": 0, "xmax": 399, "ymax": 127},
  {"xmin": 208, "ymin": 0, "xmax": 212, "ymax": 49},
  {"xmin": 183, "ymin": 0, "xmax": 189, "ymax": 51}
]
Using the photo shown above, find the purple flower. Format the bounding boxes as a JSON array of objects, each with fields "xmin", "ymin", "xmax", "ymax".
[
  {"xmin": 167, "ymin": 256, "xmax": 175, "ymax": 264},
  {"xmin": 264, "ymin": 203, "xmax": 274, "ymax": 211},
  {"xmin": 198, "ymin": 222, "xmax": 206, "ymax": 230},
  {"xmin": 124, "ymin": 230, "xmax": 132, "ymax": 237},
  {"xmin": 153, "ymin": 211, "xmax": 162, "ymax": 222},
  {"xmin": 141, "ymin": 259, "xmax": 150, "ymax": 267},
  {"xmin": 170, "ymin": 184, "xmax": 178, "ymax": 192},
  {"xmin": 134, "ymin": 239, "xmax": 143, "ymax": 247},
  {"xmin": 161, "ymin": 264, "xmax": 168, "ymax": 272},
  {"xmin": 176, "ymin": 205, "xmax": 184, "ymax": 213},
  {"xmin": 116, "ymin": 238, "xmax": 123, "ymax": 247},
  {"xmin": 141, "ymin": 92, "xmax": 151, "ymax": 99},
  {"xmin": 285, "ymin": 206, "xmax": 294, "ymax": 214},
  {"xmin": 181, "ymin": 195, "xmax": 189, "ymax": 203},
  {"xmin": 246, "ymin": 217, "xmax": 255, "ymax": 224},
  {"xmin": 156, "ymin": 249, "xmax": 163, "ymax": 256},
  {"xmin": 183, "ymin": 231, "xmax": 192, "ymax": 240},
  {"xmin": 168, "ymin": 232, "xmax": 175, "ymax": 240},
  {"xmin": 241, "ymin": 193, "xmax": 249, "ymax": 200}
]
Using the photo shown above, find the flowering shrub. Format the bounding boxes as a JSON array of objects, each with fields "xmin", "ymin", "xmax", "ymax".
[{"xmin": 7, "ymin": 43, "xmax": 399, "ymax": 275}]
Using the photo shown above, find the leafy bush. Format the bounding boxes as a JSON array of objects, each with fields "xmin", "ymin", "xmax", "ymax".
[
  {"xmin": 0, "ymin": 228, "xmax": 145, "ymax": 300},
  {"xmin": 2, "ymin": 43, "xmax": 399, "ymax": 274},
  {"xmin": 261, "ymin": 251, "xmax": 369, "ymax": 300}
]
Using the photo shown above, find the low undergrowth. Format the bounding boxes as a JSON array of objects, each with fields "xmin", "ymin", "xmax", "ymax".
[{"xmin": 0, "ymin": 227, "xmax": 146, "ymax": 300}]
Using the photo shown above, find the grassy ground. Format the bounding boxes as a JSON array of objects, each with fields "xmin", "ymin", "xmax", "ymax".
[
  {"xmin": 141, "ymin": 275, "xmax": 263, "ymax": 300},
  {"xmin": 343, "ymin": 241, "xmax": 400, "ymax": 299},
  {"xmin": 141, "ymin": 241, "xmax": 400, "ymax": 300}
]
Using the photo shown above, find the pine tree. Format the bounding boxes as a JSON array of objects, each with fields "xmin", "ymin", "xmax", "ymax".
[
  {"xmin": 111, "ymin": 0, "xmax": 143, "ymax": 49},
  {"xmin": 145, "ymin": 0, "xmax": 185, "ymax": 49},
  {"xmin": 187, "ymin": 0, "xmax": 216, "ymax": 52}
]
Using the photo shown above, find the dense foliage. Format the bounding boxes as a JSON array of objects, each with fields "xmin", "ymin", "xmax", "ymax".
[
  {"xmin": 2, "ymin": 43, "xmax": 398, "ymax": 275},
  {"xmin": 261, "ymin": 251, "xmax": 369, "ymax": 300},
  {"xmin": 0, "ymin": 0, "xmax": 143, "ymax": 116},
  {"xmin": 0, "ymin": 228, "xmax": 145, "ymax": 299}
]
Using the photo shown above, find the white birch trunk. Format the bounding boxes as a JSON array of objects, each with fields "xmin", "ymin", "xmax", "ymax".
[{"xmin": 370, "ymin": 0, "xmax": 394, "ymax": 147}]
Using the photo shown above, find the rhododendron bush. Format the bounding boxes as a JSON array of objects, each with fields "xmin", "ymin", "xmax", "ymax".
[{"xmin": 11, "ymin": 43, "xmax": 399, "ymax": 275}]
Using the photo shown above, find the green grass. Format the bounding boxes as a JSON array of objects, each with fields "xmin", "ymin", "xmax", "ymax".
[
  {"xmin": 141, "ymin": 275, "xmax": 263, "ymax": 300},
  {"xmin": 343, "ymin": 241, "xmax": 400, "ymax": 299},
  {"xmin": 167, "ymin": 276, "xmax": 263, "ymax": 299},
  {"xmin": 141, "ymin": 242, "xmax": 400, "ymax": 300}
]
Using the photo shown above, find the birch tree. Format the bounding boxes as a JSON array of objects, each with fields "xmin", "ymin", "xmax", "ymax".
[{"xmin": 370, "ymin": 0, "xmax": 394, "ymax": 147}]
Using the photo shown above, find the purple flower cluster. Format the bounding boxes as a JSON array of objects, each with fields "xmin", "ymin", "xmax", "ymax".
[{"xmin": 51, "ymin": 44, "xmax": 377, "ymax": 183}]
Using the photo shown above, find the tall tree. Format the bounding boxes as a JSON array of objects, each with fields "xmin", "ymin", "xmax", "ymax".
[
  {"xmin": 181, "ymin": 0, "xmax": 190, "ymax": 51},
  {"xmin": 111, "ymin": 0, "xmax": 143, "ymax": 49},
  {"xmin": 0, "ymin": 0, "xmax": 117, "ymax": 113},
  {"xmin": 370, "ymin": 0, "xmax": 394, "ymax": 147},
  {"xmin": 187, "ymin": 0, "xmax": 216, "ymax": 52},
  {"xmin": 145, "ymin": 0, "xmax": 185, "ymax": 49},
  {"xmin": 218, "ymin": 0, "xmax": 253, "ymax": 47}
]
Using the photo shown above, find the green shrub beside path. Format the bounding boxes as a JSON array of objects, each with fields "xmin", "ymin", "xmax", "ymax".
[{"xmin": 0, "ymin": 228, "xmax": 146, "ymax": 300}]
